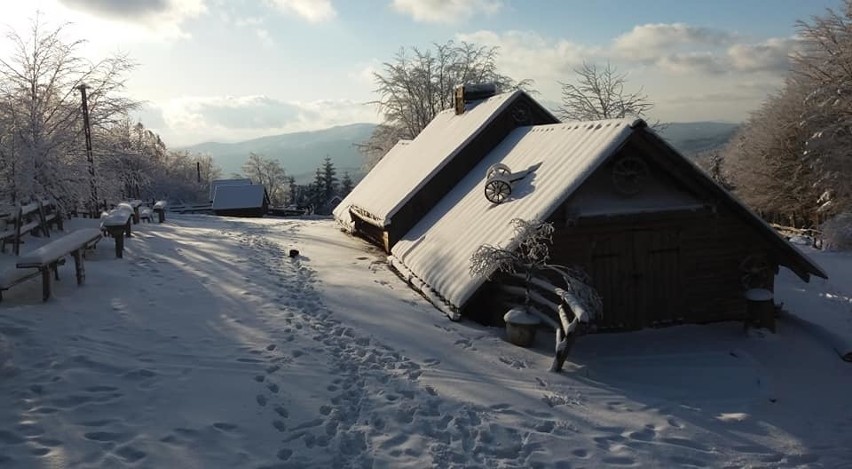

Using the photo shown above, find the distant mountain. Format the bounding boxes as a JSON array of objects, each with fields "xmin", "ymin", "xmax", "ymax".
[
  {"xmin": 186, "ymin": 121, "xmax": 738, "ymax": 184},
  {"xmin": 657, "ymin": 122, "xmax": 740, "ymax": 155},
  {"xmin": 183, "ymin": 123, "xmax": 376, "ymax": 184}
]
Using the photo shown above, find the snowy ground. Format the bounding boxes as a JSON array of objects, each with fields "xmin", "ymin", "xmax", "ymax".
[{"xmin": 0, "ymin": 215, "xmax": 850, "ymax": 468}]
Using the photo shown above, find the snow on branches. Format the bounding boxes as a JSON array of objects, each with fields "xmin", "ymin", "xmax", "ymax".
[
  {"xmin": 469, "ymin": 218, "xmax": 601, "ymax": 371},
  {"xmin": 469, "ymin": 218, "xmax": 554, "ymax": 279}
]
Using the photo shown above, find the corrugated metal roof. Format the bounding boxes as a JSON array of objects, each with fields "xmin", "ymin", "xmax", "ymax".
[
  {"xmin": 390, "ymin": 120, "xmax": 637, "ymax": 310},
  {"xmin": 212, "ymin": 184, "xmax": 266, "ymax": 210},
  {"xmin": 210, "ymin": 178, "xmax": 252, "ymax": 202},
  {"xmin": 332, "ymin": 90, "xmax": 529, "ymax": 229}
]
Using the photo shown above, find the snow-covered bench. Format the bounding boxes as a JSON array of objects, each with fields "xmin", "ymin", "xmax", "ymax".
[
  {"xmin": 139, "ymin": 206, "xmax": 153, "ymax": 223},
  {"xmin": 0, "ymin": 228, "xmax": 102, "ymax": 302},
  {"xmin": 127, "ymin": 199, "xmax": 143, "ymax": 224},
  {"xmin": 100, "ymin": 206, "xmax": 134, "ymax": 258}
]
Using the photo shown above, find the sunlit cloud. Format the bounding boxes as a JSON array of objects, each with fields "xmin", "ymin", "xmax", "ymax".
[
  {"xmin": 265, "ymin": 0, "xmax": 336, "ymax": 23},
  {"xmin": 456, "ymin": 24, "xmax": 796, "ymax": 123},
  {"xmin": 392, "ymin": 0, "xmax": 502, "ymax": 24},
  {"xmin": 58, "ymin": 0, "xmax": 207, "ymax": 39},
  {"xmin": 612, "ymin": 23, "xmax": 735, "ymax": 62}
]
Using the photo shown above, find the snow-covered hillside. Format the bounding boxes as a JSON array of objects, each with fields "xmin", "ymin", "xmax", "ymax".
[{"xmin": 0, "ymin": 215, "xmax": 849, "ymax": 468}]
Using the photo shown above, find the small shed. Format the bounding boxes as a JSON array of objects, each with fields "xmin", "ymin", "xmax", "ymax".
[
  {"xmin": 333, "ymin": 87, "xmax": 559, "ymax": 252},
  {"xmin": 209, "ymin": 178, "xmax": 252, "ymax": 203},
  {"xmin": 389, "ymin": 119, "xmax": 826, "ymax": 330},
  {"xmin": 211, "ymin": 184, "xmax": 269, "ymax": 217}
]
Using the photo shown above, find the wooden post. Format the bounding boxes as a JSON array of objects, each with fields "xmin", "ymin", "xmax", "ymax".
[
  {"xmin": 41, "ymin": 268, "xmax": 51, "ymax": 301},
  {"xmin": 105, "ymin": 226, "xmax": 126, "ymax": 258},
  {"xmin": 125, "ymin": 220, "xmax": 132, "ymax": 238},
  {"xmin": 73, "ymin": 250, "xmax": 85, "ymax": 285}
]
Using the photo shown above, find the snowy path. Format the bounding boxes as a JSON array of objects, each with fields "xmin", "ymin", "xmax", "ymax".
[{"xmin": 0, "ymin": 215, "xmax": 850, "ymax": 468}]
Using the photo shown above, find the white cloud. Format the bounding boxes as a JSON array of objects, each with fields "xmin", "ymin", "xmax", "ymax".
[
  {"xmin": 256, "ymin": 28, "xmax": 274, "ymax": 48},
  {"xmin": 457, "ymin": 30, "xmax": 590, "ymax": 84},
  {"xmin": 58, "ymin": 0, "xmax": 206, "ymax": 40},
  {"xmin": 143, "ymin": 95, "xmax": 379, "ymax": 145},
  {"xmin": 392, "ymin": 0, "xmax": 502, "ymax": 24},
  {"xmin": 455, "ymin": 25, "xmax": 796, "ymax": 123},
  {"xmin": 727, "ymin": 37, "xmax": 799, "ymax": 73},
  {"xmin": 612, "ymin": 23, "xmax": 735, "ymax": 62},
  {"xmin": 265, "ymin": 0, "xmax": 336, "ymax": 23}
]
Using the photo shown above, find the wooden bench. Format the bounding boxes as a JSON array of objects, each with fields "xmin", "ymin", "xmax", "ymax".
[
  {"xmin": 0, "ymin": 228, "xmax": 102, "ymax": 302},
  {"xmin": 39, "ymin": 198, "xmax": 64, "ymax": 235},
  {"xmin": 1, "ymin": 201, "xmax": 45, "ymax": 255},
  {"xmin": 139, "ymin": 206, "xmax": 153, "ymax": 223},
  {"xmin": 100, "ymin": 207, "xmax": 133, "ymax": 258}
]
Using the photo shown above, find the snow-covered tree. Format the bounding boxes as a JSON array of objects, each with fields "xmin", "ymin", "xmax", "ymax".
[
  {"xmin": 557, "ymin": 61, "xmax": 653, "ymax": 122},
  {"xmin": 470, "ymin": 219, "xmax": 601, "ymax": 372},
  {"xmin": 0, "ymin": 17, "xmax": 137, "ymax": 207},
  {"xmin": 241, "ymin": 153, "xmax": 287, "ymax": 206},
  {"xmin": 723, "ymin": 80, "xmax": 823, "ymax": 227},
  {"xmin": 793, "ymin": 0, "xmax": 852, "ymax": 214},
  {"xmin": 362, "ymin": 40, "xmax": 532, "ymax": 169}
]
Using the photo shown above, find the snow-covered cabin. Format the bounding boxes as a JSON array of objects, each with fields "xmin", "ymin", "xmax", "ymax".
[
  {"xmin": 388, "ymin": 119, "xmax": 827, "ymax": 330},
  {"xmin": 211, "ymin": 184, "xmax": 269, "ymax": 217},
  {"xmin": 333, "ymin": 86, "xmax": 559, "ymax": 252}
]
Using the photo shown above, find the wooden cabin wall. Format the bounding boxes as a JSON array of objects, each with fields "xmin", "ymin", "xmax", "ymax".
[
  {"xmin": 352, "ymin": 217, "xmax": 391, "ymax": 253},
  {"xmin": 387, "ymin": 94, "xmax": 558, "ymax": 249},
  {"xmin": 546, "ymin": 206, "xmax": 771, "ymax": 330}
]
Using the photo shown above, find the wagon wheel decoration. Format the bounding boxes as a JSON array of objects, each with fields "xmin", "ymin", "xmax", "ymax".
[
  {"xmin": 511, "ymin": 104, "xmax": 531, "ymax": 124},
  {"xmin": 611, "ymin": 156, "xmax": 650, "ymax": 196},
  {"xmin": 484, "ymin": 176, "xmax": 512, "ymax": 204},
  {"xmin": 486, "ymin": 163, "xmax": 511, "ymax": 180},
  {"xmin": 740, "ymin": 254, "xmax": 773, "ymax": 289}
]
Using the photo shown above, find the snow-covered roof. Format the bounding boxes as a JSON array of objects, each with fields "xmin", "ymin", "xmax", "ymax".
[
  {"xmin": 335, "ymin": 90, "xmax": 537, "ymax": 229},
  {"xmin": 333, "ymin": 140, "xmax": 412, "ymax": 230},
  {"xmin": 212, "ymin": 184, "xmax": 266, "ymax": 210},
  {"xmin": 210, "ymin": 178, "xmax": 252, "ymax": 202},
  {"xmin": 390, "ymin": 120, "xmax": 638, "ymax": 310}
]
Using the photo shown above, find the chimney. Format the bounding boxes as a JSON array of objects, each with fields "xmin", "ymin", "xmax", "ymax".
[{"xmin": 454, "ymin": 83, "xmax": 498, "ymax": 115}]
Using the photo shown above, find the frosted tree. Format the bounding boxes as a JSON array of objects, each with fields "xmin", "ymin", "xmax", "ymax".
[
  {"xmin": 793, "ymin": 0, "xmax": 852, "ymax": 213},
  {"xmin": 723, "ymin": 80, "xmax": 822, "ymax": 227},
  {"xmin": 470, "ymin": 219, "xmax": 601, "ymax": 372},
  {"xmin": 0, "ymin": 16, "xmax": 137, "ymax": 207},
  {"xmin": 340, "ymin": 171, "xmax": 354, "ymax": 197},
  {"xmin": 242, "ymin": 153, "xmax": 287, "ymax": 206},
  {"xmin": 362, "ymin": 40, "xmax": 532, "ymax": 168},
  {"xmin": 557, "ymin": 61, "xmax": 654, "ymax": 122}
]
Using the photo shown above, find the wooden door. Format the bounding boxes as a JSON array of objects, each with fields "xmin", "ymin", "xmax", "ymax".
[
  {"xmin": 632, "ymin": 229, "xmax": 682, "ymax": 326},
  {"xmin": 589, "ymin": 227, "xmax": 682, "ymax": 330}
]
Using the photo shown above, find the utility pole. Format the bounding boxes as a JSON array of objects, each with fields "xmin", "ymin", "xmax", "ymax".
[{"xmin": 77, "ymin": 83, "xmax": 98, "ymax": 216}]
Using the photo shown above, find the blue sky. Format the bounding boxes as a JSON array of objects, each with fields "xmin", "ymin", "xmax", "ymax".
[{"xmin": 1, "ymin": 0, "xmax": 840, "ymax": 145}]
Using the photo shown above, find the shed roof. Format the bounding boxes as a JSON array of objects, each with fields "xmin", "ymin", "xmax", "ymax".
[
  {"xmin": 334, "ymin": 90, "xmax": 551, "ymax": 229},
  {"xmin": 210, "ymin": 178, "xmax": 252, "ymax": 202},
  {"xmin": 212, "ymin": 184, "xmax": 266, "ymax": 210},
  {"xmin": 390, "ymin": 120, "xmax": 636, "ymax": 310},
  {"xmin": 390, "ymin": 119, "xmax": 826, "ymax": 312}
]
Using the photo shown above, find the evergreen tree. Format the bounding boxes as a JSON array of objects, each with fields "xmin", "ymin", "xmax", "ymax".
[
  {"xmin": 310, "ymin": 167, "xmax": 325, "ymax": 209},
  {"xmin": 340, "ymin": 172, "xmax": 354, "ymax": 197},
  {"xmin": 320, "ymin": 156, "xmax": 338, "ymax": 202},
  {"xmin": 287, "ymin": 175, "xmax": 296, "ymax": 206}
]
